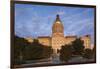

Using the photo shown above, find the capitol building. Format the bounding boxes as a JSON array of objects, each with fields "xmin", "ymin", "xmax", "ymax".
[{"xmin": 25, "ymin": 15, "xmax": 91, "ymax": 54}]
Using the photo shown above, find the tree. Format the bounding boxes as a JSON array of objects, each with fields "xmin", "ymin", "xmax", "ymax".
[
  {"xmin": 24, "ymin": 43, "xmax": 44, "ymax": 60},
  {"xmin": 13, "ymin": 36, "xmax": 28, "ymax": 64},
  {"xmin": 24, "ymin": 39, "xmax": 53, "ymax": 60},
  {"xmin": 60, "ymin": 44, "xmax": 73, "ymax": 62},
  {"xmin": 13, "ymin": 36, "xmax": 53, "ymax": 64},
  {"xmin": 42, "ymin": 46, "xmax": 53, "ymax": 58},
  {"xmin": 83, "ymin": 49, "xmax": 93, "ymax": 59},
  {"xmin": 72, "ymin": 38, "xmax": 84, "ymax": 55}
]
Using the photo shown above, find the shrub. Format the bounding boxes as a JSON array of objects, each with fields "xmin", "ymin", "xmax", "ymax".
[{"xmin": 83, "ymin": 48, "xmax": 93, "ymax": 59}]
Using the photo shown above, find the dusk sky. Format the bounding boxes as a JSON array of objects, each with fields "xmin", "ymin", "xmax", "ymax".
[{"xmin": 15, "ymin": 4, "xmax": 95, "ymax": 44}]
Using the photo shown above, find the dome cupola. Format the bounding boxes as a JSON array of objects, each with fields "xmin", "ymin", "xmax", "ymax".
[{"xmin": 52, "ymin": 14, "xmax": 64, "ymax": 34}]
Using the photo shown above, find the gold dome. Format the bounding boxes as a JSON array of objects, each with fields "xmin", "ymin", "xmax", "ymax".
[{"xmin": 52, "ymin": 15, "xmax": 64, "ymax": 33}]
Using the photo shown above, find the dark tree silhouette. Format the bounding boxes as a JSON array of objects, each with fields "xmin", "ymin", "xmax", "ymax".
[
  {"xmin": 13, "ymin": 36, "xmax": 53, "ymax": 64},
  {"xmin": 23, "ymin": 39, "xmax": 53, "ymax": 60},
  {"xmin": 60, "ymin": 44, "xmax": 73, "ymax": 62},
  {"xmin": 83, "ymin": 48, "xmax": 93, "ymax": 59},
  {"xmin": 13, "ymin": 36, "xmax": 28, "ymax": 64},
  {"xmin": 72, "ymin": 38, "xmax": 84, "ymax": 55}
]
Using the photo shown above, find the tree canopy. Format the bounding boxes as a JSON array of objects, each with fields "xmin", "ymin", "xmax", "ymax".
[
  {"xmin": 12, "ymin": 36, "xmax": 53, "ymax": 64},
  {"xmin": 72, "ymin": 38, "xmax": 84, "ymax": 55}
]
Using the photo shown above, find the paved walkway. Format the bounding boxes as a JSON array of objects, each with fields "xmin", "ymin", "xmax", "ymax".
[{"xmin": 52, "ymin": 53, "xmax": 61, "ymax": 64}]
